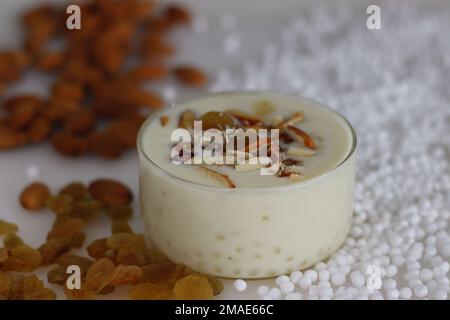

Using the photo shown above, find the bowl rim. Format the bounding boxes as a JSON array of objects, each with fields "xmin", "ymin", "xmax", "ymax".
[{"xmin": 137, "ymin": 90, "xmax": 357, "ymax": 193}]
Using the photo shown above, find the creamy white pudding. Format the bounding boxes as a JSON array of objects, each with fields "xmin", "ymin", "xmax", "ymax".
[{"xmin": 138, "ymin": 91, "xmax": 356, "ymax": 278}]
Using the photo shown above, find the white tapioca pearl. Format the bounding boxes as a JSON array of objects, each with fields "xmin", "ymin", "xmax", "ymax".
[
  {"xmin": 299, "ymin": 276, "xmax": 312, "ymax": 289},
  {"xmin": 413, "ymin": 284, "xmax": 428, "ymax": 298},
  {"xmin": 399, "ymin": 287, "xmax": 412, "ymax": 299},
  {"xmin": 386, "ymin": 289, "xmax": 400, "ymax": 300},
  {"xmin": 419, "ymin": 268, "xmax": 433, "ymax": 282},
  {"xmin": 233, "ymin": 279, "xmax": 247, "ymax": 292},
  {"xmin": 280, "ymin": 281, "xmax": 295, "ymax": 294},
  {"xmin": 256, "ymin": 285, "xmax": 269, "ymax": 297},
  {"xmin": 383, "ymin": 279, "xmax": 397, "ymax": 290},
  {"xmin": 289, "ymin": 271, "xmax": 303, "ymax": 284},
  {"xmin": 304, "ymin": 269, "xmax": 318, "ymax": 282},
  {"xmin": 331, "ymin": 272, "xmax": 346, "ymax": 286},
  {"xmin": 350, "ymin": 271, "xmax": 365, "ymax": 288},
  {"xmin": 319, "ymin": 270, "xmax": 330, "ymax": 282},
  {"xmin": 268, "ymin": 288, "xmax": 282, "ymax": 300},
  {"xmin": 385, "ymin": 265, "xmax": 397, "ymax": 277},
  {"xmin": 275, "ymin": 275, "xmax": 290, "ymax": 286}
]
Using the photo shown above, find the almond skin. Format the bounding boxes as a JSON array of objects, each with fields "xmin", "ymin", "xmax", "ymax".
[
  {"xmin": 52, "ymin": 131, "xmax": 88, "ymax": 157},
  {"xmin": 173, "ymin": 65, "xmax": 207, "ymax": 87},
  {"xmin": 20, "ymin": 182, "xmax": 51, "ymax": 211},
  {"xmin": 89, "ymin": 179, "xmax": 133, "ymax": 206}
]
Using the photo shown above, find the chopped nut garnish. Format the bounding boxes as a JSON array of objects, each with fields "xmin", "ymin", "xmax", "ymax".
[
  {"xmin": 253, "ymin": 100, "xmax": 275, "ymax": 116},
  {"xmin": 226, "ymin": 109, "xmax": 263, "ymax": 126},
  {"xmin": 277, "ymin": 112, "xmax": 305, "ymax": 129},
  {"xmin": 285, "ymin": 125, "xmax": 316, "ymax": 149},
  {"xmin": 198, "ymin": 165, "xmax": 236, "ymax": 188}
]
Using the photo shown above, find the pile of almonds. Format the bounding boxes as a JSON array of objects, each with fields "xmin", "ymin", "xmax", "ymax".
[
  {"xmin": 0, "ymin": 0, "xmax": 207, "ymax": 159},
  {"xmin": 0, "ymin": 178, "xmax": 222, "ymax": 300}
]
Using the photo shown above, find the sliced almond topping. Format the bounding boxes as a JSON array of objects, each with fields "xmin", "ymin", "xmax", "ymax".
[
  {"xmin": 277, "ymin": 112, "xmax": 304, "ymax": 129},
  {"xmin": 198, "ymin": 165, "xmax": 236, "ymax": 188},
  {"xmin": 285, "ymin": 125, "xmax": 316, "ymax": 149},
  {"xmin": 285, "ymin": 146, "xmax": 317, "ymax": 157},
  {"xmin": 159, "ymin": 115, "xmax": 170, "ymax": 127},
  {"xmin": 226, "ymin": 109, "xmax": 263, "ymax": 126},
  {"xmin": 178, "ymin": 110, "xmax": 196, "ymax": 129}
]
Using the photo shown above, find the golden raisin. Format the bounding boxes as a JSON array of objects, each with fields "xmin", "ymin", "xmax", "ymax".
[
  {"xmin": 38, "ymin": 238, "xmax": 71, "ymax": 265},
  {"xmin": 107, "ymin": 233, "xmax": 146, "ymax": 251},
  {"xmin": 110, "ymin": 265, "xmax": 143, "ymax": 286},
  {"xmin": 4, "ymin": 245, "xmax": 43, "ymax": 272},
  {"xmin": 59, "ymin": 182, "xmax": 88, "ymax": 200},
  {"xmin": 89, "ymin": 179, "xmax": 133, "ymax": 206},
  {"xmin": 85, "ymin": 257, "xmax": 115, "ymax": 293},
  {"xmin": 116, "ymin": 244, "xmax": 146, "ymax": 266},
  {"xmin": 105, "ymin": 204, "xmax": 133, "ymax": 220},
  {"xmin": 47, "ymin": 218, "xmax": 84, "ymax": 241},
  {"xmin": 0, "ymin": 248, "xmax": 10, "ymax": 264},
  {"xmin": 208, "ymin": 277, "xmax": 224, "ymax": 296},
  {"xmin": 46, "ymin": 194, "xmax": 74, "ymax": 215},
  {"xmin": 140, "ymin": 263, "xmax": 177, "ymax": 283},
  {"xmin": 129, "ymin": 282, "xmax": 173, "ymax": 300},
  {"xmin": 0, "ymin": 271, "xmax": 11, "ymax": 299},
  {"xmin": 0, "ymin": 219, "xmax": 18, "ymax": 235},
  {"xmin": 23, "ymin": 275, "xmax": 56, "ymax": 300},
  {"xmin": 173, "ymin": 275, "xmax": 213, "ymax": 300},
  {"xmin": 47, "ymin": 266, "xmax": 68, "ymax": 285},
  {"xmin": 64, "ymin": 285, "xmax": 95, "ymax": 300},
  {"xmin": 5, "ymin": 272, "xmax": 25, "ymax": 300},
  {"xmin": 112, "ymin": 220, "xmax": 133, "ymax": 234},
  {"xmin": 87, "ymin": 238, "xmax": 108, "ymax": 259},
  {"xmin": 19, "ymin": 182, "xmax": 50, "ymax": 211},
  {"xmin": 3, "ymin": 233, "xmax": 24, "ymax": 249},
  {"xmin": 71, "ymin": 199, "xmax": 102, "ymax": 221}
]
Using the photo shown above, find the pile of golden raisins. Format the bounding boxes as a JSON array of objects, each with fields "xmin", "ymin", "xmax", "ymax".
[{"xmin": 0, "ymin": 179, "xmax": 223, "ymax": 300}]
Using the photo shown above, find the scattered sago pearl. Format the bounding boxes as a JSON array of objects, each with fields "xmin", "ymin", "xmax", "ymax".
[
  {"xmin": 299, "ymin": 277, "xmax": 312, "ymax": 290},
  {"xmin": 304, "ymin": 270, "xmax": 318, "ymax": 282},
  {"xmin": 350, "ymin": 271, "xmax": 365, "ymax": 288},
  {"xmin": 399, "ymin": 287, "xmax": 412, "ymax": 299},
  {"xmin": 233, "ymin": 279, "xmax": 247, "ymax": 292},
  {"xmin": 256, "ymin": 285, "xmax": 269, "ymax": 297},
  {"xmin": 280, "ymin": 281, "xmax": 295, "ymax": 294},
  {"xmin": 419, "ymin": 268, "xmax": 434, "ymax": 282},
  {"xmin": 385, "ymin": 265, "xmax": 398, "ymax": 277},
  {"xmin": 331, "ymin": 272, "xmax": 346, "ymax": 286},
  {"xmin": 275, "ymin": 275, "xmax": 291, "ymax": 286},
  {"xmin": 383, "ymin": 279, "xmax": 397, "ymax": 290},
  {"xmin": 413, "ymin": 284, "xmax": 428, "ymax": 298},
  {"xmin": 386, "ymin": 289, "xmax": 400, "ymax": 300},
  {"xmin": 289, "ymin": 271, "xmax": 302, "ymax": 284},
  {"xmin": 268, "ymin": 288, "xmax": 282, "ymax": 300},
  {"xmin": 319, "ymin": 270, "xmax": 330, "ymax": 282}
]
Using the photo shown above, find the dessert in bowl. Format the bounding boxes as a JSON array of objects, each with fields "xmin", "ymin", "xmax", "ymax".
[{"xmin": 138, "ymin": 91, "xmax": 356, "ymax": 278}]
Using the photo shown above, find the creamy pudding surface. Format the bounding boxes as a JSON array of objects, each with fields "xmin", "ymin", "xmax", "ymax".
[
  {"xmin": 138, "ymin": 92, "xmax": 356, "ymax": 279},
  {"xmin": 140, "ymin": 92, "xmax": 353, "ymax": 188}
]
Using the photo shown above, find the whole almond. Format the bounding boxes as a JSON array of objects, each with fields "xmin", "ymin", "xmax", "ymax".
[
  {"xmin": 0, "ymin": 126, "xmax": 27, "ymax": 150},
  {"xmin": 2, "ymin": 95, "xmax": 43, "ymax": 113},
  {"xmin": 106, "ymin": 121, "xmax": 139, "ymax": 148},
  {"xmin": 173, "ymin": 65, "xmax": 207, "ymax": 87},
  {"xmin": 89, "ymin": 131, "xmax": 125, "ymax": 160},
  {"xmin": 52, "ymin": 131, "xmax": 87, "ymax": 157},
  {"xmin": 20, "ymin": 182, "xmax": 51, "ymax": 211},
  {"xmin": 26, "ymin": 117, "xmax": 52, "ymax": 143},
  {"xmin": 89, "ymin": 179, "xmax": 133, "ymax": 206},
  {"xmin": 64, "ymin": 109, "xmax": 96, "ymax": 134},
  {"xmin": 8, "ymin": 102, "xmax": 40, "ymax": 129},
  {"xmin": 127, "ymin": 64, "xmax": 168, "ymax": 82},
  {"xmin": 36, "ymin": 51, "xmax": 65, "ymax": 71}
]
